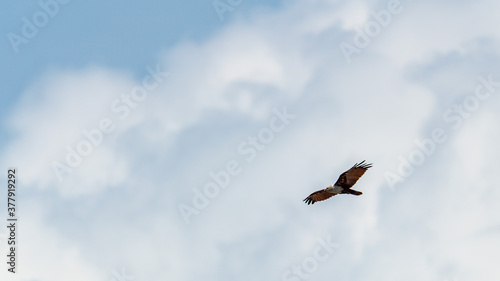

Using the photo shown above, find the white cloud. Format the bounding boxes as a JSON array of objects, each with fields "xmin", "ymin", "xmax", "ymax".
[
  {"xmin": 2, "ymin": 66, "xmax": 135, "ymax": 196},
  {"xmin": 0, "ymin": 200, "xmax": 105, "ymax": 281}
]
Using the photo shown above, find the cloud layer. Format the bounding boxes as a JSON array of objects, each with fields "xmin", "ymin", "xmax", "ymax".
[{"xmin": 1, "ymin": 0, "xmax": 500, "ymax": 280}]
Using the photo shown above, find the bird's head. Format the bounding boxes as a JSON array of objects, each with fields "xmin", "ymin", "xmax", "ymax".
[{"xmin": 324, "ymin": 184, "xmax": 333, "ymax": 190}]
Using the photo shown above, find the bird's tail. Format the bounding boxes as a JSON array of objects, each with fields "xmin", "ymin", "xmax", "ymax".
[{"xmin": 346, "ymin": 189, "xmax": 362, "ymax": 196}]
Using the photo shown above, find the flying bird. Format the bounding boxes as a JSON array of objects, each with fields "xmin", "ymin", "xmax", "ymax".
[{"xmin": 303, "ymin": 160, "xmax": 372, "ymax": 205}]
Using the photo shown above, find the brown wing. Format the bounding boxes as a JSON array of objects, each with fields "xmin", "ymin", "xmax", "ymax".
[
  {"xmin": 303, "ymin": 189, "xmax": 336, "ymax": 205},
  {"xmin": 334, "ymin": 160, "xmax": 372, "ymax": 188}
]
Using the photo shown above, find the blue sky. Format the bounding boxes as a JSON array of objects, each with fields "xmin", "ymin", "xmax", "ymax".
[
  {"xmin": 0, "ymin": 0, "xmax": 282, "ymax": 126},
  {"xmin": 1, "ymin": 0, "xmax": 500, "ymax": 280}
]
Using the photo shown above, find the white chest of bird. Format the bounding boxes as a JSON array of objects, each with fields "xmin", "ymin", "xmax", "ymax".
[{"xmin": 325, "ymin": 185, "xmax": 343, "ymax": 194}]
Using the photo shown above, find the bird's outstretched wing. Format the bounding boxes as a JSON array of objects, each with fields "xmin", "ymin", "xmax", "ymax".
[
  {"xmin": 334, "ymin": 160, "xmax": 372, "ymax": 188},
  {"xmin": 303, "ymin": 189, "xmax": 335, "ymax": 205}
]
